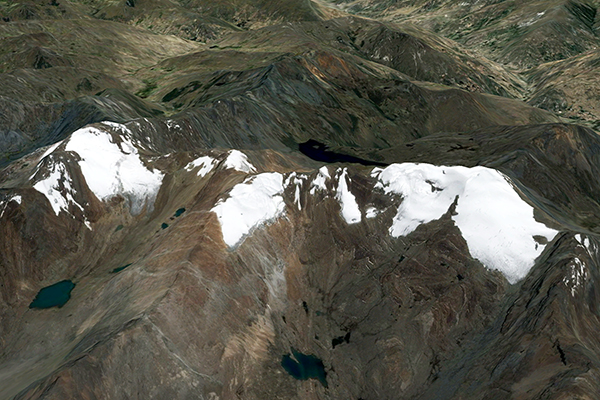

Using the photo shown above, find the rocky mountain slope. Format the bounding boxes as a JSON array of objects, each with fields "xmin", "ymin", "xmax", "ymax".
[{"xmin": 1, "ymin": 0, "xmax": 600, "ymax": 399}]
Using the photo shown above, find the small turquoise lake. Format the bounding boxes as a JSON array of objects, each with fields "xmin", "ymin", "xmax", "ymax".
[
  {"xmin": 29, "ymin": 280, "xmax": 75, "ymax": 309},
  {"xmin": 281, "ymin": 349, "xmax": 327, "ymax": 387}
]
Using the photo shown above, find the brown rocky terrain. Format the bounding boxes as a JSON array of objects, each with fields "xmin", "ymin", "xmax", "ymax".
[{"xmin": 1, "ymin": 0, "xmax": 600, "ymax": 399}]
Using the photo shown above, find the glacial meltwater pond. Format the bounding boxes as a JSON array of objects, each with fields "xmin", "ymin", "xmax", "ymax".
[
  {"xmin": 29, "ymin": 280, "xmax": 75, "ymax": 309},
  {"xmin": 281, "ymin": 349, "xmax": 327, "ymax": 387}
]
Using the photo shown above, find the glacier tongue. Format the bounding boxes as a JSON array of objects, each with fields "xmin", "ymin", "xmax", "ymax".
[
  {"xmin": 373, "ymin": 163, "xmax": 558, "ymax": 283},
  {"xmin": 64, "ymin": 124, "xmax": 164, "ymax": 214}
]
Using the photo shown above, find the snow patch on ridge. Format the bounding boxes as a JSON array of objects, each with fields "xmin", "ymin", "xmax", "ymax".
[
  {"xmin": 365, "ymin": 207, "xmax": 379, "ymax": 219},
  {"xmin": 310, "ymin": 166, "xmax": 331, "ymax": 195},
  {"xmin": 186, "ymin": 156, "xmax": 217, "ymax": 177},
  {"xmin": 102, "ymin": 121, "xmax": 131, "ymax": 135},
  {"xmin": 40, "ymin": 141, "xmax": 63, "ymax": 159},
  {"xmin": 373, "ymin": 163, "xmax": 558, "ymax": 283},
  {"xmin": 212, "ymin": 172, "xmax": 285, "ymax": 247},
  {"xmin": 0, "ymin": 195, "xmax": 22, "ymax": 219},
  {"xmin": 166, "ymin": 119, "xmax": 182, "ymax": 131},
  {"xmin": 284, "ymin": 172, "xmax": 308, "ymax": 210},
  {"xmin": 336, "ymin": 168, "xmax": 361, "ymax": 224},
  {"xmin": 564, "ymin": 257, "xmax": 586, "ymax": 296},
  {"xmin": 32, "ymin": 161, "xmax": 86, "ymax": 219},
  {"xmin": 65, "ymin": 125, "xmax": 164, "ymax": 214},
  {"xmin": 224, "ymin": 150, "xmax": 256, "ymax": 173},
  {"xmin": 575, "ymin": 234, "xmax": 596, "ymax": 257}
]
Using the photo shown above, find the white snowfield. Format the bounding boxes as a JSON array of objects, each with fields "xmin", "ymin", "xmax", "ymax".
[
  {"xmin": 31, "ymin": 135, "xmax": 557, "ymax": 283},
  {"xmin": 575, "ymin": 233, "xmax": 596, "ymax": 257},
  {"xmin": 565, "ymin": 234, "xmax": 595, "ymax": 296},
  {"xmin": 224, "ymin": 150, "xmax": 256, "ymax": 173},
  {"xmin": 0, "ymin": 195, "xmax": 22, "ymax": 219},
  {"xmin": 185, "ymin": 156, "xmax": 217, "ymax": 177},
  {"xmin": 9, "ymin": 195, "xmax": 21, "ymax": 205},
  {"xmin": 336, "ymin": 168, "xmax": 361, "ymax": 224},
  {"xmin": 33, "ymin": 161, "xmax": 82, "ymax": 216},
  {"xmin": 65, "ymin": 124, "xmax": 164, "ymax": 214},
  {"xmin": 211, "ymin": 165, "xmax": 364, "ymax": 247},
  {"xmin": 365, "ymin": 206, "xmax": 379, "ymax": 219},
  {"xmin": 373, "ymin": 163, "xmax": 558, "ymax": 283},
  {"xmin": 284, "ymin": 172, "xmax": 308, "ymax": 210},
  {"xmin": 563, "ymin": 257, "xmax": 586, "ymax": 297},
  {"xmin": 212, "ymin": 172, "xmax": 285, "ymax": 247},
  {"xmin": 211, "ymin": 161, "xmax": 558, "ymax": 283},
  {"xmin": 185, "ymin": 150, "xmax": 257, "ymax": 177},
  {"xmin": 40, "ymin": 141, "xmax": 63, "ymax": 159},
  {"xmin": 32, "ymin": 122, "xmax": 164, "ymax": 216},
  {"xmin": 310, "ymin": 166, "xmax": 331, "ymax": 194}
]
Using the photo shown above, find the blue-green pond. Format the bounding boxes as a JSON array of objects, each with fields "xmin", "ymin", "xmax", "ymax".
[
  {"xmin": 29, "ymin": 280, "xmax": 75, "ymax": 309},
  {"xmin": 281, "ymin": 349, "xmax": 327, "ymax": 387}
]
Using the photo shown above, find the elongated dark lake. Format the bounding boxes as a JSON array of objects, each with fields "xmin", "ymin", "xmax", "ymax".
[
  {"xmin": 299, "ymin": 139, "xmax": 386, "ymax": 166},
  {"xmin": 281, "ymin": 349, "xmax": 327, "ymax": 387},
  {"xmin": 111, "ymin": 263, "xmax": 132, "ymax": 273},
  {"xmin": 29, "ymin": 280, "xmax": 75, "ymax": 309}
]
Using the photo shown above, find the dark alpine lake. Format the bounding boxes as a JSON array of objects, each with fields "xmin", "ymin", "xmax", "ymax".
[
  {"xmin": 29, "ymin": 280, "xmax": 75, "ymax": 309},
  {"xmin": 281, "ymin": 349, "xmax": 327, "ymax": 387}
]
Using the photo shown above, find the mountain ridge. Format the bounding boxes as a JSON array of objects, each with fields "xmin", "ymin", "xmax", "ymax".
[{"xmin": 2, "ymin": 0, "xmax": 600, "ymax": 399}]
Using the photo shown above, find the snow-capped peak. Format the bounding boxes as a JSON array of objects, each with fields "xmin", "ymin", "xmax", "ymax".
[
  {"xmin": 31, "ymin": 123, "xmax": 164, "ymax": 217},
  {"xmin": 64, "ymin": 124, "xmax": 164, "ymax": 214},
  {"xmin": 224, "ymin": 150, "xmax": 256, "ymax": 173},
  {"xmin": 212, "ymin": 172, "xmax": 285, "ymax": 247},
  {"xmin": 373, "ymin": 163, "xmax": 558, "ymax": 283}
]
